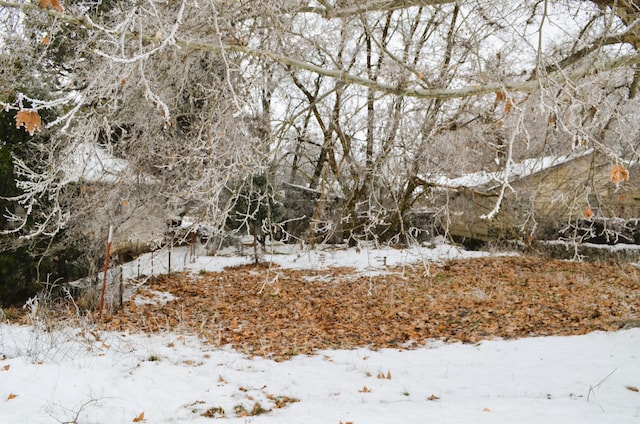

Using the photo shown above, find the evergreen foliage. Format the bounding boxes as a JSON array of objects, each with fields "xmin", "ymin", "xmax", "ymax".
[{"xmin": 0, "ymin": 94, "xmax": 87, "ymax": 306}]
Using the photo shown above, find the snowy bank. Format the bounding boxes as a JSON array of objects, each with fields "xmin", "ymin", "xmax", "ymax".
[{"xmin": 0, "ymin": 325, "xmax": 638, "ymax": 423}]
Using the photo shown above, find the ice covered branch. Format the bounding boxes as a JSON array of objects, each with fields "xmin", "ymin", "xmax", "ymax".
[
  {"xmin": 480, "ymin": 110, "xmax": 523, "ymax": 221},
  {"xmin": 3, "ymin": 0, "xmax": 640, "ymax": 101}
]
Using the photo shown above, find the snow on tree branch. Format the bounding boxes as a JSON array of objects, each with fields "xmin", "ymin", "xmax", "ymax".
[{"xmin": 2, "ymin": 0, "xmax": 639, "ymax": 249}]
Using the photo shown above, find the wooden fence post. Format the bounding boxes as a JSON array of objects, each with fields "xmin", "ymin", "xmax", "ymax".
[
  {"xmin": 98, "ymin": 225, "xmax": 113, "ymax": 321},
  {"xmin": 119, "ymin": 266, "xmax": 123, "ymax": 308}
]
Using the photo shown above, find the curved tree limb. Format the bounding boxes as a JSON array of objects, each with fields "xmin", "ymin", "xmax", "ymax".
[
  {"xmin": 2, "ymin": 0, "xmax": 639, "ymax": 102},
  {"xmin": 286, "ymin": 0, "xmax": 457, "ymax": 19}
]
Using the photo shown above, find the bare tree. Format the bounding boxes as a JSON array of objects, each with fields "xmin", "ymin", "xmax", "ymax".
[{"xmin": 1, "ymin": 0, "xmax": 640, "ymax": 260}]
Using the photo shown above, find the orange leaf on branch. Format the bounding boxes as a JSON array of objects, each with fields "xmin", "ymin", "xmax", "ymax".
[
  {"xmin": 504, "ymin": 98, "xmax": 514, "ymax": 114},
  {"xmin": 15, "ymin": 110, "xmax": 42, "ymax": 135},
  {"xmin": 610, "ymin": 164, "xmax": 629, "ymax": 185},
  {"xmin": 38, "ymin": 0, "xmax": 64, "ymax": 12}
]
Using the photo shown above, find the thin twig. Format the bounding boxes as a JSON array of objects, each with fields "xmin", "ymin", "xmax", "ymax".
[{"xmin": 587, "ymin": 367, "xmax": 617, "ymax": 402}]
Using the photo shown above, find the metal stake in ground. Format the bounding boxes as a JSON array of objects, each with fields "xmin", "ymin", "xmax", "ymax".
[{"xmin": 98, "ymin": 225, "xmax": 113, "ymax": 321}]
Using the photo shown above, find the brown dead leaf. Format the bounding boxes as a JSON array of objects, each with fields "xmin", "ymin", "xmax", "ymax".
[
  {"xmin": 376, "ymin": 370, "xmax": 392, "ymax": 379},
  {"xmin": 626, "ymin": 385, "xmax": 639, "ymax": 392},
  {"xmin": 7, "ymin": 393, "xmax": 17, "ymax": 400},
  {"xmin": 358, "ymin": 385, "xmax": 371, "ymax": 393},
  {"xmin": 132, "ymin": 411, "xmax": 144, "ymax": 422},
  {"xmin": 38, "ymin": 0, "xmax": 63, "ymax": 12},
  {"xmin": 504, "ymin": 98, "xmax": 514, "ymax": 114},
  {"xmin": 583, "ymin": 207, "xmax": 594, "ymax": 221},
  {"xmin": 269, "ymin": 395, "xmax": 299, "ymax": 408},
  {"xmin": 483, "ymin": 407, "xmax": 491, "ymax": 412},
  {"xmin": 201, "ymin": 406, "xmax": 225, "ymax": 418},
  {"xmin": 2, "ymin": 365, "xmax": 9, "ymax": 371},
  {"xmin": 610, "ymin": 164, "xmax": 629, "ymax": 185},
  {"xmin": 15, "ymin": 110, "xmax": 42, "ymax": 135},
  {"xmin": 250, "ymin": 402, "xmax": 269, "ymax": 415},
  {"xmin": 234, "ymin": 405, "xmax": 248, "ymax": 417},
  {"xmin": 427, "ymin": 394, "xmax": 440, "ymax": 401}
]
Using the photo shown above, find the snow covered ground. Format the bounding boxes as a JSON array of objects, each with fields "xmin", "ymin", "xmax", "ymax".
[
  {"xmin": 1, "ymin": 325, "xmax": 638, "ymax": 423},
  {"xmin": 119, "ymin": 236, "xmax": 506, "ymax": 281},
  {"xmin": 1, "ymin": 241, "xmax": 639, "ymax": 423}
]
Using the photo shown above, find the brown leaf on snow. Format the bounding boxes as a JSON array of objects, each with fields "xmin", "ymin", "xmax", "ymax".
[
  {"xmin": 376, "ymin": 370, "xmax": 392, "ymax": 379},
  {"xmin": 7, "ymin": 393, "xmax": 17, "ymax": 400},
  {"xmin": 627, "ymin": 385, "xmax": 639, "ymax": 392},
  {"xmin": 132, "ymin": 411, "xmax": 144, "ymax": 422},
  {"xmin": 15, "ymin": 110, "xmax": 42, "ymax": 135},
  {"xmin": 201, "ymin": 406, "xmax": 225, "ymax": 418},
  {"xmin": 2, "ymin": 365, "xmax": 9, "ymax": 371},
  {"xmin": 268, "ymin": 394, "xmax": 299, "ymax": 408}
]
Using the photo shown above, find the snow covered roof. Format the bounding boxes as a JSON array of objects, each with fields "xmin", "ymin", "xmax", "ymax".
[
  {"xmin": 425, "ymin": 149, "xmax": 594, "ymax": 189},
  {"xmin": 61, "ymin": 142, "xmax": 129, "ymax": 184}
]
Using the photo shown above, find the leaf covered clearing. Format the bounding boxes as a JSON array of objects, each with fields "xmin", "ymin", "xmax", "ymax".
[{"xmin": 106, "ymin": 256, "xmax": 639, "ymax": 360}]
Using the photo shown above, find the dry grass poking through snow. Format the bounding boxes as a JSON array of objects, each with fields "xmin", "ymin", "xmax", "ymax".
[{"xmin": 106, "ymin": 256, "xmax": 640, "ymax": 360}]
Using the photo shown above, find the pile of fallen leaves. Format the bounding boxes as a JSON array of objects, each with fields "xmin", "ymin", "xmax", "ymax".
[{"xmin": 105, "ymin": 256, "xmax": 639, "ymax": 360}]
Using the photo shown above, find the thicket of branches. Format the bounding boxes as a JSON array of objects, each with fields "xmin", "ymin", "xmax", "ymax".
[{"xmin": 2, "ymin": 0, "xmax": 640, "ymax": 300}]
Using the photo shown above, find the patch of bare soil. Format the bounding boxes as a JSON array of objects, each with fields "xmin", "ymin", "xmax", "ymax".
[{"xmin": 105, "ymin": 256, "xmax": 640, "ymax": 360}]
